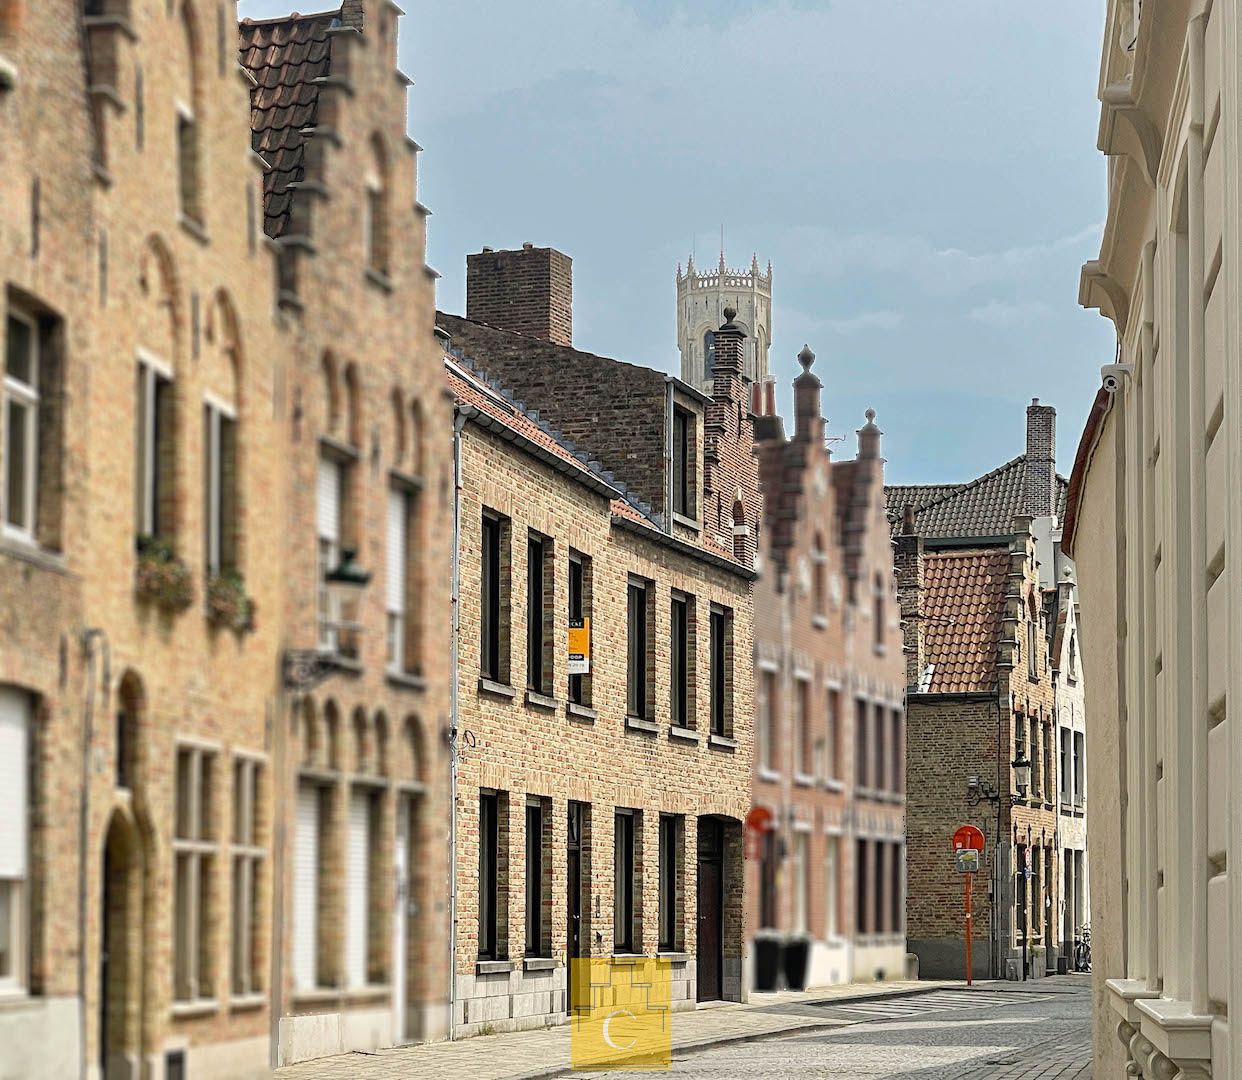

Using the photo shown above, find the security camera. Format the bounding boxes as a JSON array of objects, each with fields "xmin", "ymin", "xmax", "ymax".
[{"xmin": 1101, "ymin": 362, "xmax": 1134, "ymax": 394}]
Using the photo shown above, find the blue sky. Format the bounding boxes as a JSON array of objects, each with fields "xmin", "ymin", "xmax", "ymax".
[{"xmin": 239, "ymin": 0, "xmax": 1115, "ymax": 484}]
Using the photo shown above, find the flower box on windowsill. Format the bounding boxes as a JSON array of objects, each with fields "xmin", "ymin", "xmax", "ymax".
[
  {"xmin": 205, "ymin": 571, "xmax": 255, "ymax": 634},
  {"xmin": 134, "ymin": 536, "xmax": 194, "ymax": 613}
]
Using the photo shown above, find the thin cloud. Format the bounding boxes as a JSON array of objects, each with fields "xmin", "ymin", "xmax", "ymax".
[
  {"xmin": 822, "ymin": 310, "xmax": 905, "ymax": 334},
  {"xmin": 967, "ymin": 300, "xmax": 1052, "ymax": 326}
]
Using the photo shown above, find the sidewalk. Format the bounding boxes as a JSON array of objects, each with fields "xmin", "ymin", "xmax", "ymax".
[{"xmin": 274, "ymin": 980, "xmax": 956, "ymax": 1080}]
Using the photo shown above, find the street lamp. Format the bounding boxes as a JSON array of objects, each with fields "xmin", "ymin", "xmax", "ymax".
[
  {"xmin": 1011, "ymin": 753, "xmax": 1032, "ymax": 801},
  {"xmin": 283, "ymin": 548, "xmax": 373, "ymax": 692}
]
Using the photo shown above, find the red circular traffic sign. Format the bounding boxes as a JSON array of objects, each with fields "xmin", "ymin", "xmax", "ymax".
[{"xmin": 952, "ymin": 825, "xmax": 985, "ymax": 852}]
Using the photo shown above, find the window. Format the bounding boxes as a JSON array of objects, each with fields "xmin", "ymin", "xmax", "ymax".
[
  {"xmin": 478, "ymin": 791, "xmax": 500, "ymax": 959},
  {"xmin": 812, "ymin": 534, "xmax": 827, "ymax": 619},
  {"xmin": 316, "ymin": 455, "xmax": 344, "ymax": 651},
  {"xmin": 890, "ymin": 709, "xmax": 903, "ymax": 795},
  {"xmin": 792, "ymin": 832, "xmax": 809, "ymax": 933},
  {"xmin": 481, "ymin": 512, "xmax": 509, "ymax": 683},
  {"xmin": 1030, "ymin": 716, "xmax": 1040, "ymax": 796},
  {"xmin": 1014, "ymin": 713, "xmax": 1026, "ymax": 762},
  {"xmin": 3, "ymin": 313, "xmax": 38, "ymax": 541},
  {"xmin": 626, "ymin": 580, "xmax": 651, "ymax": 719},
  {"xmin": 825, "ymin": 688, "xmax": 840, "ymax": 780},
  {"xmin": 757, "ymin": 669, "xmax": 776, "ymax": 772},
  {"xmin": 1068, "ymin": 632, "xmax": 1078, "ymax": 681},
  {"xmin": 345, "ymin": 788, "xmax": 378, "ymax": 988},
  {"xmin": 177, "ymin": 105, "xmax": 201, "ymax": 224},
  {"xmin": 386, "ymin": 486, "xmax": 414, "ymax": 671},
  {"xmin": 1027, "ymin": 617, "xmax": 1038, "ymax": 679},
  {"xmin": 526, "ymin": 533, "xmax": 552, "ymax": 694},
  {"xmin": 231, "ymin": 758, "xmax": 263, "ymax": 997},
  {"xmin": 759, "ymin": 831, "xmax": 778, "ymax": 929},
  {"xmin": 873, "ymin": 573, "xmax": 886, "ymax": 650},
  {"xmin": 568, "ymin": 551, "xmax": 591, "ymax": 706},
  {"xmin": 709, "ymin": 605, "xmax": 731, "ymax": 737},
  {"xmin": 1059, "ymin": 727, "xmax": 1071, "ymax": 803},
  {"xmin": 855, "ymin": 839, "xmax": 869, "ymax": 935},
  {"xmin": 1042, "ymin": 723, "xmax": 1052, "ymax": 803},
  {"xmin": 613, "ymin": 810, "xmax": 637, "ymax": 952},
  {"xmin": 855, "ymin": 699, "xmax": 869, "ymax": 790},
  {"xmin": 1073, "ymin": 731, "xmax": 1085, "ymax": 806},
  {"xmin": 0, "ymin": 688, "xmax": 29, "ymax": 993},
  {"xmin": 793, "ymin": 679, "xmax": 811, "ymax": 777},
  {"xmin": 873, "ymin": 702, "xmax": 889, "ymax": 792},
  {"xmin": 658, "ymin": 815, "xmax": 681, "ymax": 951},
  {"xmin": 174, "ymin": 745, "xmax": 217, "ymax": 1002},
  {"xmin": 363, "ymin": 136, "xmax": 388, "ymax": 276},
  {"xmin": 525, "ymin": 798, "xmax": 551, "ymax": 957},
  {"xmin": 702, "ymin": 331, "xmax": 715, "ymax": 381},
  {"xmin": 824, "ymin": 835, "xmax": 840, "ymax": 938},
  {"xmin": 671, "ymin": 407, "xmax": 692, "ymax": 517},
  {"xmin": 203, "ymin": 401, "xmax": 237, "ymax": 577},
  {"xmin": 136, "ymin": 356, "xmax": 174, "ymax": 541},
  {"xmin": 1030, "ymin": 847, "xmax": 1042, "ymax": 941},
  {"xmin": 293, "ymin": 781, "xmax": 326, "ymax": 989},
  {"xmin": 889, "ymin": 842, "xmax": 904, "ymax": 934},
  {"xmin": 670, "ymin": 593, "xmax": 693, "ymax": 728},
  {"xmin": 1015, "ymin": 844, "xmax": 1028, "ymax": 945}
]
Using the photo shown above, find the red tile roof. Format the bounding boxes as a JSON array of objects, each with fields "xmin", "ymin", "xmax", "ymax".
[
  {"xmin": 239, "ymin": 10, "xmax": 336, "ymax": 238},
  {"xmin": 920, "ymin": 548, "xmax": 1010, "ymax": 694}
]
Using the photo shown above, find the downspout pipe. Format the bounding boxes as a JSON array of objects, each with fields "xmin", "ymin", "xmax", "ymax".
[
  {"xmin": 663, "ymin": 378, "xmax": 674, "ymax": 533},
  {"xmin": 448, "ymin": 409, "xmax": 467, "ymax": 1040},
  {"xmin": 994, "ymin": 686, "xmax": 1004, "ymax": 980},
  {"xmin": 79, "ymin": 628, "xmax": 109, "ymax": 1080}
]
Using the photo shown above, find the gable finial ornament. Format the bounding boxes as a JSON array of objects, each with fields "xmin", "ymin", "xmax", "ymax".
[{"xmin": 798, "ymin": 344, "xmax": 815, "ymax": 371}]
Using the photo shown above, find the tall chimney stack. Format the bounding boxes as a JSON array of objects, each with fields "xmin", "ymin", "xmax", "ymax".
[
  {"xmin": 466, "ymin": 244, "xmax": 573, "ymax": 345},
  {"xmin": 1024, "ymin": 398, "xmax": 1057, "ymax": 517}
]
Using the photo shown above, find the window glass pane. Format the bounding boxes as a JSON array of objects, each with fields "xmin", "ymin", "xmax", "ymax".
[
  {"xmin": 5, "ymin": 317, "xmax": 33, "ymax": 385},
  {"xmin": 4, "ymin": 399, "xmax": 28, "ymax": 529},
  {"xmin": 0, "ymin": 880, "xmax": 11, "ymax": 978}
]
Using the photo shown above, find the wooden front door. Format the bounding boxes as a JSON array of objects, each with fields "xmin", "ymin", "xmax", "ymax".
[{"xmin": 696, "ymin": 819, "xmax": 723, "ymax": 1001}]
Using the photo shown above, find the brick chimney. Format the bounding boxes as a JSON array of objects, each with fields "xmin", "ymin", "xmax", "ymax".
[
  {"xmin": 793, "ymin": 345, "xmax": 823, "ymax": 444},
  {"xmin": 466, "ymin": 244, "xmax": 573, "ymax": 345},
  {"xmin": 710, "ymin": 307, "xmax": 746, "ymax": 406},
  {"xmin": 1023, "ymin": 398, "xmax": 1057, "ymax": 517}
]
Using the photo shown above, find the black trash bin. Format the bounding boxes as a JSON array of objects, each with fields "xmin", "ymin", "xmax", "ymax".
[
  {"xmin": 753, "ymin": 932, "xmax": 784, "ymax": 992},
  {"xmin": 783, "ymin": 934, "xmax": 811, "ymax": 991}
]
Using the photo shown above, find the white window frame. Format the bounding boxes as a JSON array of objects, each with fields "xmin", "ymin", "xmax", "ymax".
[
  {"xmin": 3, "ymin": 311, "xmax": 40, "ymax": 544},
  {"xmin": 823, "ymin": 829, "xmax": 842, "ymax": 941},
  {"xmin": 136, "ymin": 351, "xmax": 174, "ymax": 539},
  {"xmin": 757, "ymin": 662, "xmax": 778, "ymax": 777},
  {"xmin": 317, "ymin": 454, "xmax": 345, "ymax": 652},
  {"xmin": 0, "ymin": 687, "xmax": 30, "ymax": 996},
  {"xmin": 204, "ymin": 394, "xmax": 236, "ymax": 578},
  {"xmin": 793, "ymin": 674, "xmax": 813, "ymax": 780},
  {"xmin": 230, "ymin": 754, "xmax": 264, "ymax": 1001},
  {"xmin": 386, "ymin": 484, "xmax": 411, "ymax": 672},
  {"xmin": 823, "ymin": 681, "xmax": 843, "ymax": 785},
  {"xmin": 173, "ymin": 743, "xmax": 217, "ymax": 1005},
  {"xmin": 791, "ymin": 826, "xmax": 810, "ymax": 934}
]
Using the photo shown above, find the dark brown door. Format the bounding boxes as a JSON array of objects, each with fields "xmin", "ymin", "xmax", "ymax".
[
  {"xmin": 567, "ymin": 802, "xmax": 585, "ymax": 1012},
  {"xmin": 697, "ymin": 819, "xmax": 723, "ymax": 1001}
]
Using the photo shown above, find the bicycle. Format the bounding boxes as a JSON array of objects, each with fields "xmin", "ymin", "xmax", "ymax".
[{"xmin": 1072, "ymin": 926, "xmax": 1092, "ymax": 972}]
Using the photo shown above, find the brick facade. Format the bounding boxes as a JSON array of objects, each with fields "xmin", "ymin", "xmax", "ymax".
[
  {"xmin": 440, "ymin": 284, "xmax": 758, "ymax": 1035},
  {"xmin": 0, "ymin": 2, "xmax": 449, "ymax": 1076},
  {"xmin": 746, "ymin": 352, "xmax": 907, "ymax": 988}
]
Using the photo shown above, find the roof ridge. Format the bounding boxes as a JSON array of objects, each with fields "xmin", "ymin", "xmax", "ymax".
[{"xmin": 909, "ymin": 454, "xmax": 1026, "ymax": 517}]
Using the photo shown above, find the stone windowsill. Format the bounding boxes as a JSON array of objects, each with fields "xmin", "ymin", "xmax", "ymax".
[
  {"xmin": 626, "ymin": 716, "xmax": 659, "ymax": 735},
  {"xmin": 178, "ymin": 212, "xmax": 209, "ymax": 246},
  {"xmin": 668, "ymin": 725, "xmax": 700, "ymax": 744},
  {"xmin": 566, "ymin": 702, "xmax": 596, "ymax": 723},
  {"xmin": 344, "ymin": 985, "xmax": 391, "ymax": 1004},
  {"xmin": 0, "ymin": 533, "xmax": 67, "ymax": 575},
  {"xmin": 228, "ymin": 994, "xmax": 266, "ymax": 1012},
  {"xmin": 657, "ymin": 951, "xmax": 690, "ymax": 964},
  {"xmin": 476, "ymin": 959, "xmax": 514, "ymax": 975},
  {"xmin": 478, "ymin": 678, "xmax": 517, "ymax": 700},
  {"xmin": 672, "ymin": 511, "xmax": 701, "ymax": 532},
  {"xmin": 170, "ymin": 999, "xmax": 220, "ymax": 1019},
  {"xmin": 793, "ymin": 771, "xmax": 816, "ymax": 788},
  {"xmin": 758, "ymin": 766, "xmax": 781, "ymax": 783},
  {"xmin": 386, "ymin": 669, "xmax": 427, "ymax": 692},
  {"xmin": 1135, "ymin": 996, "xmax": 1215, "ymax": 1062},
  {"xmin": 0, "ymin": 992, "xmax": 39, "ymax": 1012},
  {"xmin": 327, "ymin": 654, "xmax": 364, "ymax": 676},
  {"xmin": 610, "ymin": 953, "xmax": 644, "ymax": 965},
  {"xmin": 523, "ymin": 957, "xmax": 558, "ymax": 972},
  {"xmin": 873, "ymin": 643, "xmax": 887, "ymax": 657},
  {"xmin": 525, "ymin": 689, "xmax": 559, "ymax": 712},
  {"xmin": 812, "ymin": 613, "xmax": 828, "ymax": 630},
  {"xmin": 290, "ymin": 987, "xmax": 343, "ymax": 1006},
  {"xmin": 823, "ymin": 777, "xmax": 845, "ymax": 793},
  {"xmin": 365, "ymin": 267, "xmax": 394, "ymax": 293},
  {"xmin": 708, "ymin": 733, "xmax": 737, "ymax": 751}
]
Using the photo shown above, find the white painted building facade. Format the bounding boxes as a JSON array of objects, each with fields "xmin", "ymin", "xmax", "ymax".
[{"xmin": 1071, "ymin": 0, "xmax": 1242, "ymax": 1076}]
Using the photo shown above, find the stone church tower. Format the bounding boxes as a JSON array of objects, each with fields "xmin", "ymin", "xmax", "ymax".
[{"xmin": 676, "ymin": 250, "xmax": 772, "ymax": 392}]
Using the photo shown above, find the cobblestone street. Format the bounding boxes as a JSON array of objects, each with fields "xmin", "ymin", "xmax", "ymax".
[{"xmin": 569, "ymin": 980, "xmax": 1093, "ymax": 1080}]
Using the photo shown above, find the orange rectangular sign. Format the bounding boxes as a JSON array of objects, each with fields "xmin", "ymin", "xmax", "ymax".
[{"xmin": 569, "ymin": 617, "xmax": 590, "ymax": 675}]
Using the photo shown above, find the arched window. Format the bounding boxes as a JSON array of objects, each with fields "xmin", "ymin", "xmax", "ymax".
[
  {"xmin": 873, "ymin": 573, "xmax": 886, "ymax": 649},
  {"xmin": 116, "ymin": 671, "xmax": 144, "ymax": 790},
  {"xmin": 703, "ymin": 331, "xmax": 715, "ymax": 381},
  {"xmin": 174, "ymin": 6, "xmax": 203, "ymax": 224},
  {"xmin": 391, "ymin": 389, "xmax": 406, "ymax": 466},
  {"xmin": 321, "ymin": 352, "xmax": 340, "ymax": 433},
  {"xmin": 363, "ymin": 135, "xmax": 389, "ymax": 276},
  {"xmin": 812, "ymin": 533, "xmax": 827, "ymax": 618},
  {"xmin": 203, "ymin": 291, "xmax": 241, "ymax": 578}
]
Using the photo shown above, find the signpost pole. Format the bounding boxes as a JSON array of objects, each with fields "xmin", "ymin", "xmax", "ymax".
[{"xmin": 964, "ymin": 872, "xmax": 973, "ymax": 987}]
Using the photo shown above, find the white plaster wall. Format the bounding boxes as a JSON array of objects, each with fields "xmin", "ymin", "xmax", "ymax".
[{"xmin": 0, "ymin": 997, "xmax": 81, "ymax": 1080}]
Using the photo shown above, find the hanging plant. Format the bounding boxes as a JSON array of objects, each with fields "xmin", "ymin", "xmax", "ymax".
[
  {"xmin": 206, "ymin": 570, "xmax": 255, "ymax": 634},
  {"xmin": 134, "ymin": 535, "xmax": 194, "ymax": 613}
]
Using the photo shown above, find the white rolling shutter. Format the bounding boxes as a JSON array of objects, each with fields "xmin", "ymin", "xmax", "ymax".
[
  {"xmin": 386, "ymin": 489, "xmax": 406, "ymax": 613},
  {"xmin": 345, "ymin": 791, "xmax": 371, "ymax": 988},
  {"xmin": 317, "ymin": 458, "xmax": 341, "ymax": 542},
  {"xmin": 0, "ymin": 689, "xmax": 29, "ymax": 879},
  {"xmin": 293, "ymin": 784, "xmax": 320, "ymax": 990}
]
